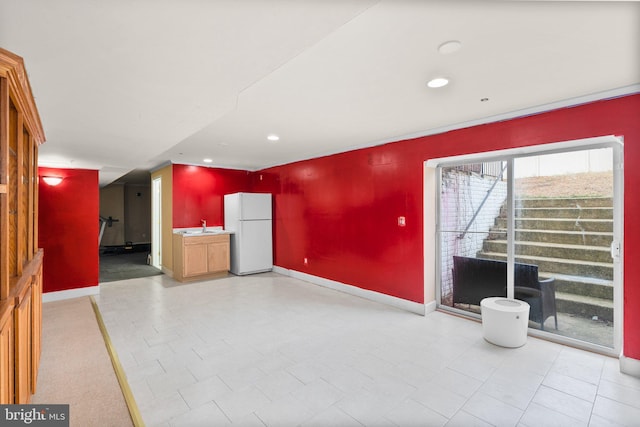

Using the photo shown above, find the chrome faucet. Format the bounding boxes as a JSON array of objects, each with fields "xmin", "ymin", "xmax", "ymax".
[{"xmin": 201, "ymin": 219, "xmax": 206, "ymax": 232}]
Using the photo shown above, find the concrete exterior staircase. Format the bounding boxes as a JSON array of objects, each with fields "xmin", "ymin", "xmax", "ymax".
[{"xmin": 477, "ymin": 196, "xmax": 614, "ymax": 322}]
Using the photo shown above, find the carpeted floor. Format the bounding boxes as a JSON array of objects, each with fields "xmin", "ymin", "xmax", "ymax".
[
  {"xmin": 100, "ymin": 251, "xmax": 162, "ymax": 283},
  {"xmin": 32, "ymin": 297, "xmax": 134, "ymax": 427}
]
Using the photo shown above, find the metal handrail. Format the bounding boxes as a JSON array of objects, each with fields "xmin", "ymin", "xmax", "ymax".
[{"xmin": 457, "ymin": 162, "xmax": 507, "ymax": 239}]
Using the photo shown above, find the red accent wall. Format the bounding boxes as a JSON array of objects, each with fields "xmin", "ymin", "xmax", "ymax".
[
  {"xmin": 255, "ymin": 94, "xmax": 640, "ymax": 359},
  {"xmin": 38, "ymin": 167, "xmax": 99, "ymax": 293},
  {"xmin": 35, "ymin": 94, "xmax": 640, "ymax": 361},
  {"xmin": 172, "ymin": 164, "xmax": 251, "ymax": 228},
  {"xmin": 252, "ymin": 149, "xmax": 422, "ymax": 302}
]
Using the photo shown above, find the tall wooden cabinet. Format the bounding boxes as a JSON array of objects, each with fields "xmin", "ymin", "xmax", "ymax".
[{"xmin": 0, "ymin": 48, "xmax": 45, "ymax": 404}]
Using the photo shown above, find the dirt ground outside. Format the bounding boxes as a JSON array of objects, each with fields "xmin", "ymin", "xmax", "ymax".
[{"xmin": 514, "ymin": 171, "xmax": 612, "ymax": 198}]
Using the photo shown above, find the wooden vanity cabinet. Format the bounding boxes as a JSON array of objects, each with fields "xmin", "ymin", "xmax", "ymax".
[
  {"xmin": 206, "ymin": 239, "xmax": 230, "ymax": 274},
  {"xmin": 173, "ymin": 234, "xmax": 230, "ymax": 282},
  {"xmin": 0, "ymin": 48, "xmax": 45, "ymax": 404}
]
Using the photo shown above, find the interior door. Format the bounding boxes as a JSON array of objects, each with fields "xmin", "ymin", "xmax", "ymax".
[{"xmin": 151, "ymin": 177, "xmax": 162, "ymax": 269}]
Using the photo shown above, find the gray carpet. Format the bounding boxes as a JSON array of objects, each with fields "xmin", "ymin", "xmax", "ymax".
[{"xmin": 99, "ymin": 251, "xmax": 162, "ymax": 283}]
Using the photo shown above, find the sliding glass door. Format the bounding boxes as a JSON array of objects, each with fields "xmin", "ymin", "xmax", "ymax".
[
  {"xmin": 436, "ymin": 139, "xmax": 622, "ymax": 352},
  {"xmin": 513, "ymin": 149, "xmax": 615, "ymax": 347},
  {"xmin": 439, "ymin": 162, "xmax": 508, "ymax": 314}
]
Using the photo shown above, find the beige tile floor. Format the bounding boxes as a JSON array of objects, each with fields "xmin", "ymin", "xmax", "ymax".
[{"xmin": 95, "ymin": 272, "xmax": 640, "ymax": 427}]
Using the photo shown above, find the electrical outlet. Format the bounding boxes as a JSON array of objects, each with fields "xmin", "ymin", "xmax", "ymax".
[
  {"xmin": 303, "ymin": 257, "xmax": 308, "ymax": 266},
  {"xmin": 398, "ymin": 216, "xmax": 406, "ymax": 227}
]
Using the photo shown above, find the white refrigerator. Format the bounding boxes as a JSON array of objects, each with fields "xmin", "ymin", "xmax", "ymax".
[{"xmin": 224, "ymin": 192, "xmax": 273, "ymax": 275}]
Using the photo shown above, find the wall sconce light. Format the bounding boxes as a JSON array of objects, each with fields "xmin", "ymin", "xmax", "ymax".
[{"xmin": 42, "ymin": 176, "xmax": 63, "ymax": 186}]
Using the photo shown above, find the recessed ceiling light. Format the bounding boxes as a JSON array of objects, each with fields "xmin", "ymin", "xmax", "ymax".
[
  {"xmin": 438, "ymin": 40, "xmax": 462, "ymax": 55},
  {"xmin": 427, "ymin": 77, "xmax": 449, "ymax": 88},
  {"xmin": 267, "ymin": 134, "xmax": 280, "ymax": 142},
  {"xmin": 203, "ymin": 158, "xmax": 213, "ymax": 163}
]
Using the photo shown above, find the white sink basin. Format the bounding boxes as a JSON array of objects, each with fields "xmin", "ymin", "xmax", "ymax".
[{"xmin": 181, "ymin": 230, "xmax": 222, "ymax": 236}]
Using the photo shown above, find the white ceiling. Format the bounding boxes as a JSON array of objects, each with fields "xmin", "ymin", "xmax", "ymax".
[{"xmin": 1, "ymin": 1, "xmax": 638, "ymax": 186}]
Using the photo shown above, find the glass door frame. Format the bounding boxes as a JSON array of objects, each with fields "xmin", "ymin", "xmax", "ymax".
[{"xmin": 425, "ymin": 135, "xmax": 623, "ymax": 356}]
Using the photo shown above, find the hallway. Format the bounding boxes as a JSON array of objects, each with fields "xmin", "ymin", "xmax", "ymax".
[{"xmin": 100, "ymin": 251, "xmax": 162, "ymax": 283}]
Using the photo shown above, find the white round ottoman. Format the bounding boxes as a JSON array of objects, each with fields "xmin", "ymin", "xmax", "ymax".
[{"xmin": 480, "ymin": 297, "xmax": 530, "ymax": 348}]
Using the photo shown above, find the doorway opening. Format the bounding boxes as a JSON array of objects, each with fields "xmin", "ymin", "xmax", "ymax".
[{"xmin": 99, "ymin": 170, "xmax": 161, "ymax": 283}]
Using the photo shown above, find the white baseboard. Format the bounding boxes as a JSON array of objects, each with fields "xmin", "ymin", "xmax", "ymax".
[
  {"xmin": 42, "ymin": 285, "xmax": 100, "ymax": 303},
  {"xmin": 620, "ymin": 353, "xmax": 640, "ymax": 378},
  {"xmin": 272, "ymin": 265, "xmax": 289, "ymax": 276},
  {"xmin": 273, "ymin": 266, "xmax": 425, "ymax": 315},
  {"xmin": 425, "ymin": 300, "xmax": 437, "ymax": 314},
  {"xmin": 161, "ymin": 267, "xmax": 174, "ymax": 278}
]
